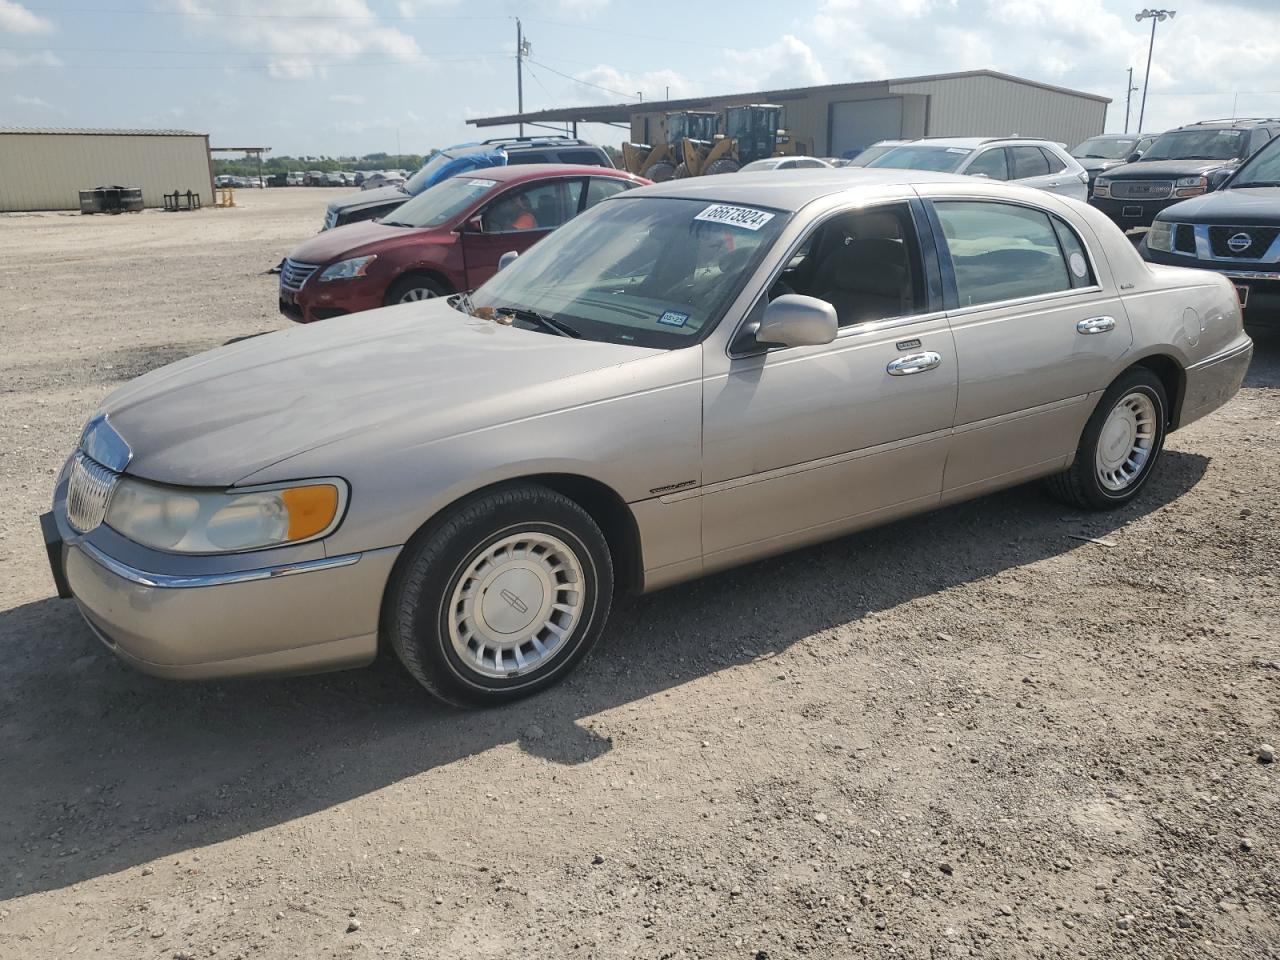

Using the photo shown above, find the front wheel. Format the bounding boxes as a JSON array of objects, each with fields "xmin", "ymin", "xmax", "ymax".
[
  {"xmin": 386, "ymin": 484, "xmax": 614, "ymax": 707},
  {"xmin": 386, "ymin": 274, "xmax": 449, "ymax": 305},
  {"xmin": 1047, "ymin": 368, "xmax": 1168, "ymax": 510}
]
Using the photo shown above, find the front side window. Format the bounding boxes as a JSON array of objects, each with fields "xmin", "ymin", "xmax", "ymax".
[
  {"xmin": 965, "ymin": 148, "xmax": 1009, "ymax": 180},
  {"xmin": 481, "ymin": 181, "xmax": 574, "ymax": 233},
  {"xmin": 1009, "ymin": 146, "xmax": 1050, "ymax": 179},
  {"xmin": 934, "ymin": 201, "xmax": 1074, "ymax": 307},
  {"xmin": 470, "ymin": 196, "xmax": 788, "ymax": 348},
  {"xmin": 765, "ymin": 202, "xmax": 927, "ymax": 327}
]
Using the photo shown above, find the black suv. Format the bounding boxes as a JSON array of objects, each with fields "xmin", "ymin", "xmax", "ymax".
[
  {"xmin": 322, "ymin": 136, "xmax": 614, "ymax": 231},
  {"xmin": 1141, "ymin": 132, "xmax": 1280, "ymax": 323},
  {"xmin": 1091, "ymin": 118, "xmax": 1280, "ymax": 229}
]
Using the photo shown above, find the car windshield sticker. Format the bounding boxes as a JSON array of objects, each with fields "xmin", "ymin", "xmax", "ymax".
[
  {"xmin": 468, "ymin": 179, "xmax": 497, "ymax": 187},
  {"xmin": 946, "ymin": 147, "xmax": 970, "ymax": 154},
  {"xmin": 1069, "ymin": 252, "xmax": 1088, "ymax": 279},
  {"xmin": 694, "ymin": 203, "xmax": 775, "ymax": 231},
  {"xmin": 658, "ymin": 310, "xmax": 690, "ymax": 327}
]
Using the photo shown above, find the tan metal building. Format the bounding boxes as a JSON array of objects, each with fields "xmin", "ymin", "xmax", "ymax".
[
  {"xmin": 470, "ymin": 70, "xmax": 1109, "ymax": 160},
  {"xmin": 0, "ymin": 128, "xmax": 214, "ymax": 212}
]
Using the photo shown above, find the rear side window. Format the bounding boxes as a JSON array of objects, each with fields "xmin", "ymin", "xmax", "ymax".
[
  {"xmin": 507, "ymin": 152, "xmax": 551, "ymax": 165},
  {"xmin": 1042, "ymin": 148, "xmax": 1067, "ymax": 174},
  {"xmin": 1051, "ymin": 218, "xmax": 1095, "ymax": 288},
  {"xmin": 1010, "ymin": 146, "xmax": 1050, "ymax": 179},
  {"xmin": 583, "ymin": 177, "xmax": 633, "ymax": 209},
  {"xmin": 966, "ymin": 148, "xmax": 1009, "ymax": 180},
  {"xmin": 557, "ymin": 149, "xmax": 608, "ymax": 166},
  {"xmin": 934, "ymin": 201, "xmax": 1072, "ymax": 306}
]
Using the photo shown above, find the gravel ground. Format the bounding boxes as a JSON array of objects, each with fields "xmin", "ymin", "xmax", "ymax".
[{"xmin": 1, "ymin": 190, "xmax": 1277, "ymax": 960}]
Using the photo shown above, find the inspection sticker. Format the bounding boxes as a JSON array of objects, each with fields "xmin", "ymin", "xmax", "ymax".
[
  {"xmin": 1069, "ymin": 252, "xmax": 1088, "ymax": 279},
  {"xmin": 694, "ymin": 203, "xmax": 775, "ymax": 231},
  {"xmin": 658, "ymin": 310, "xmax": 690, "ymax": 327},
  {"xmin": 468, "ymin": 179, "xmax": 497, "ymax": 187}
]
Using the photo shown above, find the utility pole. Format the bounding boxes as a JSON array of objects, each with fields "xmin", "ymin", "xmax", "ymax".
[
  {"xmin": 515, "ymin": 19, "xmax": 530, "ymax": 137},
  {"xmin": 1123, "ymin": 67, "xmax": 1138, "ymax": 133},
  {"xmin": 1135, "ymin": 8, "xmax": 1175, "ymax": 133}
]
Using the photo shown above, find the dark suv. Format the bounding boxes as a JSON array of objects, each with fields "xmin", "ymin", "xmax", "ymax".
[
  {"xmin": 322, "ymin": 136, "xmax": 614, "ymax": 231},
  {"xmin": 1141, "ymin": 132, "xmax": 1280, "ymax": 324},
  {"xmin": 1091, "ymin": 118, "xmax": 1280, "ymax": 229}
]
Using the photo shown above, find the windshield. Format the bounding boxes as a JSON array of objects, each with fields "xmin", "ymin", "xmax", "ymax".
[
  {"xmin": 383, "ymin": 176, "xmax": 497, "ymax": 228},
  {"xmin": 1071, "ymin": 136, "xmax": 1137, "ymax": 159},
  {"xmin": 469, "ymin": 196, "xmax": 789, "ymax": 348},
  {"xmin": 866, "ymin": 144, "xmax": 970, "ymax": 172},
  {"xmin": 1230, "ymin": 136, "xmax": 1280, "ymax": 187},
  {"xmin": 404, "ymin": 145, "xmax": 488, "ymax": 194},
  {"xmin": 847, "ymin": 143, "xmax": 898, "ymax": 166},
  {"xmin": 1142, "ymin": 129, "xmax": 1246, "ymax": 161}
]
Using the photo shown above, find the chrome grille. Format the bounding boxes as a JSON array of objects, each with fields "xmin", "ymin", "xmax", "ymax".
[
  {"xmin": 280, "ymin": 258, "xmax": 320, "ymax": 293},
  {"xmin": 66, "ymin": 452, "xmax": 120, "ymax": 533},
  {"xmin": 1110, "ymin": 180, "xmax": 1172, "ymax": 200}
]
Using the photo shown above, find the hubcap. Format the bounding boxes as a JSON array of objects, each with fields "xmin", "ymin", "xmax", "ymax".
[
  {"xmin": 399, "ymin": 287, "xmax": 436, "ymax": 302},
  {"xmin": 447, "ymin": 532, "xmax": 585, "ymax": 680},
  {"xmin": 1095, "ymin": 391, "xmax": 1157, "ymax": 492}
]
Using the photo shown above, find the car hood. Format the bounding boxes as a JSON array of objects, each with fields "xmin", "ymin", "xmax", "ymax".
[
  {"xmin": 1154, "ymin": 185, "xmax": 1280, "ymax": 226},
  {"xmin": 97, "ymin": 302, "xmax": 663, "ymax": 487},
  {"xmin": 1104, "ymin": 158, "xmax": 1237, "ymax": 179},
  {"xmin": 287, "ymin": 220, "xmax": 422, "ymax": 265},
  {"xmin": 1075, "ymin": 157, "xmax": 1126, "ymax": 173},
  {"xmin": 326, "ymin": 184, "xmax": 408, "ymax": 215}
]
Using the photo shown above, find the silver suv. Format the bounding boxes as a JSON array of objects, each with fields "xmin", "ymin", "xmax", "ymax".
[{"xmin": 867, "ymin": 137, "xmax": 1090, "ymax": 201}]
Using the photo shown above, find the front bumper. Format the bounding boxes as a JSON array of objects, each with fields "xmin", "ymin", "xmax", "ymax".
[
  {"xmin": 1178, "ymin": 337, "xmax": 1254, "ymax": 431},
  {"xmin": 1089, "ymin": 194, "xmax": 1183, "ymax": 230},
  {"xmin": 43, "ymin": 507, "xmax": 399, "ymax": 680},
  {"xmin": 280, "ymin": 279, "xmax": 380, "ymax": 324}
]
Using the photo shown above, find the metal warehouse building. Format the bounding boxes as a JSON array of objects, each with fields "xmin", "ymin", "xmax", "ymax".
[
  {"xmin": 471, "ymin": 70, "xmax": 1109, "ymax": 159},
  {"xmin": 0, "ymin": 128, "xmax": 214, "ymax": 212}
]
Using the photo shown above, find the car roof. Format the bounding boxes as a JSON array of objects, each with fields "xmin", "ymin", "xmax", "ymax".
[
  {"xmin": 909, "ymin": 136, "xmax": 1063, "ymax": 149},
  {"xmin": 1171, "ymin": 118, "xmax": 1280, "ymax": 131},
  {"xmin": 448, "ymin": 163, "xmax": 637, "ymax": 185},
  {"xmin": 631, "ymin": 168, "xmax": 981, "ymax": 212}
]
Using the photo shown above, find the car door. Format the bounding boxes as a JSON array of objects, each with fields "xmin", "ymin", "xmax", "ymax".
[
  {"xmin": 925, "ymin": 196, "xmax": 1133, "ymax": 495},
  {"xmin": 460, "ymin": 178, "xmax": 584, "ymax": 289},
  {"xmin": 698, "ymin": 199, "xmax": 958, "ymax": 566}
]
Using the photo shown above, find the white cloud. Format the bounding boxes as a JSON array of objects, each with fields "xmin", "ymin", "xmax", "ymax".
[
  {"xmin": 329, "ymin": 93, "xmax": 366, "ymax": 104},
  {"xmin": 0, "ymin": 0, "xmax": 53, "ymax": 34},
  {"xmin": 564, "ymin": 65, "xmax": 696, "ymax": 105},
  {"xmin": 0, "ymin": 49, "xmax": 61, "ymax": 70},
  {"xmin": 12, "ymin": 92, "xmax": 53, "ymax": 108},
  {"xmin": 163, "ymin": 0, "xmax": 423, "ymax": 80},
  {"xmin": 715, "ymin": 35, "xmax": 829, "ymax": 91}
]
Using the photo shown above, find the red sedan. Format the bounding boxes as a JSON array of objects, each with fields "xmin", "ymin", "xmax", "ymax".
[{"xmin": 279, "ymin": 164, "xmax": 647, "ymax": 323}]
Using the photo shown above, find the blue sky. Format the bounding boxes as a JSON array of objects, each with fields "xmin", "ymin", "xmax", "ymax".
[{"xmin": 3, "ymin": 0, "xmax": 1278, "ymax": 157}]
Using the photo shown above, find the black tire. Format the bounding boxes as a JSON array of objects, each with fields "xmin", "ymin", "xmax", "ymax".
[
  {"xmin": 672, "ymin": 162, "xmax": 692, "ymax": 179},
  {"xmin": 644, "ymin": 161, "xmax": 677, "ymax": 182},
  {"xmin": 705, "ymin": 158, "xmax": 741, "ymax": 176},
  {"xmin": 1047, "ymin": 367, "xmax": 1168, "ymax": 510},
  {"xmin": 385, "ymin": 484, "xmax": 614, "ymax": 707},
  {"xmin": 385, "ymin": 274, "xmax": 450, "ymax": 306}
]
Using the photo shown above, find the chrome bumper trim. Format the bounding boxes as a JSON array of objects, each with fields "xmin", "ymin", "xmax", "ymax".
[
  {"xmin": 1220, "ymin": 270, "xmax": 1280, "ymax": 282},
  {"xmin": 1187, "ymin": 338, "xmax": 1254, "ymax": 371},
  {"xmin": 77, "ymin": 540, "xmax": 362, "ymax": 589}
]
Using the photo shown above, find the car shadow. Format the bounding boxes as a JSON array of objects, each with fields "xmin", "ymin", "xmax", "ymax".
[{"xmin": 0, "ymin": 451, "xmax": 1210, "ymax": 901}]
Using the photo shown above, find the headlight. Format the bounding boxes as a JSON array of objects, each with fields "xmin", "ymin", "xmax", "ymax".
[
  {"xmin": 1146, "ymin": 220, "xmax": 1175, "ymax": 253},
  {"xmin": 319, "ymin": 256, "xmax": 376, "ymax": 281},
  {"xmin": 105, "ymin": 478, "xmax": 345, "ymax": 553},
  {"xmin": 1093, "ymin": 178, "xmax": 1111, "ymax": 198},
  {"xmin": 1173, "ymin": 175, "xmax": 1208, "ymax": 198}
]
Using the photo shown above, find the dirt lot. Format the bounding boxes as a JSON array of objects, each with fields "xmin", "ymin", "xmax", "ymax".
[{"xmin": 1, "ymin": 189, "xmax": 1277, "ymax": 960}]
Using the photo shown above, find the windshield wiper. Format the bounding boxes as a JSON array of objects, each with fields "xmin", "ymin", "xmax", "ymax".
[
  {"xmin": 496, "ymin": 305, "xmax": 581, "ymax": 338},
  {"xmin": 450, "ymin": 291, "xmax": 476, "ymax": 316},
  {"xmin": 379, "ymin": 220, "xmax": 414, "ymax": 228}
]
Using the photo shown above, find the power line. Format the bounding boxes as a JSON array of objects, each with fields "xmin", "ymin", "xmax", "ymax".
[{"xmin": 525, "ymin": 57, "xmax": 640, "ymax": 101}]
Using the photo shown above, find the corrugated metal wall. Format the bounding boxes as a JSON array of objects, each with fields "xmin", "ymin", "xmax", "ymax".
[
  {"xmin": 890, "ymin": 75, "xmax": 1108, "ymax": 146},
  {"xmin": 627, "ymin": 75, "xmax": 1106, "ymax": 159},
  {"xmin": 0, "ymin": 134, "xmax": 212, "ymax": 212}
]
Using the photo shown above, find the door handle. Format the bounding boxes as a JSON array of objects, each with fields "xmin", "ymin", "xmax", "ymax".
[
  {"xmin": 1077, "ymin": 316, "xmax": 1116, "ymax": 335},
  {"xmin": 886, "ymin": 351, "xmax": 942, "ymax": 376}
]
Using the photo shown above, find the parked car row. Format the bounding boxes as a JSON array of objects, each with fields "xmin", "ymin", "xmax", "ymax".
[{"xmin": 46, "ymin": 167, "xmax": 1253, "ymax": 706}]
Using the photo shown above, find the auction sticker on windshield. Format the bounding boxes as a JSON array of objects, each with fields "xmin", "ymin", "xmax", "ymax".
[
  {"xmin": 468, "ymin": 179, "xmax": 497, "ymax": 187},
  {"xmin": 694, "ymin": 203, "xmax": 775, "ymax": 231}
]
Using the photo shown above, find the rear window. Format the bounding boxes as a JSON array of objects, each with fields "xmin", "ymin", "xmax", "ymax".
[{"xmin": 507, "ymin": 152, "xmax": 551, "ymax": 165}]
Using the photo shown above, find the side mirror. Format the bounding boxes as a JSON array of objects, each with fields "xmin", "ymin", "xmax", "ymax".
[
  {"xmin": 756, "ymin": 294, "xmax": 838, "ymax": 349},
  {"xmin": 465, "ymin": 215, "xmax": 484, "ymax": 233},
  {"xmin": 497, "ymin": 250, "xmax": 519, "ymax": 271},
  {"xmin": 1208, "ymin": 168, "xmax": 1233, "ymax": 190},
  {"xmin": 1126, "ymin": 152, "xmax": 1143, "ymax": 163}
]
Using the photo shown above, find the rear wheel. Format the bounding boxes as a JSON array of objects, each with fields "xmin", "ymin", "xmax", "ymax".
[
  {"xmin": 386, "ymin": 484, "xmax": 614, "ymax": 707},
  {"xmin": 1047, "ymin": 368, "xmax": 1168, "ymax": 510},
  {"xmin": 705, "ymin": 158, "xmax": 741, "ymax": 176},
  {"xmin": 386, "ymin": 274, "xmax": 449, "ymax": 305},
  {"xmin": 644, "ymin": 161, "xmax": 677, "ymax": 182}
]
